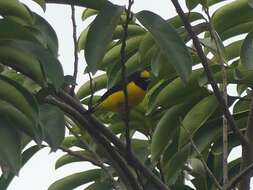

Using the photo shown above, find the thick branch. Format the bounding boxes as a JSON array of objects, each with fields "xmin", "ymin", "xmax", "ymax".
[
  {"xmin": 170, "ymin": 0, "xmax": 249, "ymax": 148},
  {"xmin": 46, "ymin": 96, "xmax": 141, "ymax": 190},
  {"xmin": 56, "ymin": 90, "xmax": 169, "ymax": 190}
]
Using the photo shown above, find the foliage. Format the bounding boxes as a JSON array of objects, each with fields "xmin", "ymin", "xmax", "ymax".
[{"xmin": 0, "ymin": 0, "xmax": 253, "ymax": 189}]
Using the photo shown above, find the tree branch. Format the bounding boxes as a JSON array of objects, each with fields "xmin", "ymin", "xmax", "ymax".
[
  {"xmin": 70, "ymin": 5, "xmax": 79, "ymax": 96},
  {"xmin": 55, "ymin": 90, "xmax": 170, "ymax": 190},
  {"xmin": 120, "ymin": 0, "xmax": 134, "ymax": 159},
  {"xmin": 170, "ymin": 0, "xmax": 250, "ymax": 148},
  {"xmin": 46, "ymin": 96, "xmax": 141, "ymax": 190}
]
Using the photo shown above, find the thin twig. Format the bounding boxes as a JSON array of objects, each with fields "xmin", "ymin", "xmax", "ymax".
[
  {"xmin": 70, "ymin": 5, "xmax": 79, "ymax": 96},
  {"xmin": 88, "ymin": 72, "xmax": 94, "ymax": 111},
  {"xmin": 170, "ymin": 0, "xmax": 250, "ymax": 148},
  {"xmin": 120, "ymin": 0, "xmax": 134, "ymax": 155},
  {"xmin": 226, "ymin": 162, "xmax": 253, "ymax": 190},
  {"xmin": 182, "ymin": 125, "xmax": 223, "ymax": 190}
]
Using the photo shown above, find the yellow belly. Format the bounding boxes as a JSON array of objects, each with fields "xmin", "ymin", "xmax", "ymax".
[{"xmin": 100, "ymin": 82, "xmax": 146, "ymax": 112}]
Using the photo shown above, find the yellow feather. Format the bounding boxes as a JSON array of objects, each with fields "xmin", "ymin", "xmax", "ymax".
[{"xmin": 100, "ymin": 81, "xmax": 146, "ymax": 112}]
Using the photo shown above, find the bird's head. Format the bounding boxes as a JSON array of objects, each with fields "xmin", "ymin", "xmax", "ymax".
[{"xmin": 132, "ymin": 70, "xmax": 151, "ymax": 90}]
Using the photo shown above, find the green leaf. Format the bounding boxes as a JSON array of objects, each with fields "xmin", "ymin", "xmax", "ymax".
[
  {"xmin": 151, "ymin": 103, "xmax": 191, "ymax": 163},
  {"xmin": 3, "ymin": 40, "xmax": 64, "ymax": 89},
  {"xmin": 55, "ymin": 151, "xmax": 93, "ymax": 169},
  {"xmin": 40, "ymin": 104, "xmax": 65, "ymax": 151},
  {"xmin": 0, "ymin": 117, "xmax": 21, "ymax": 175},
  {"xmin": 0, "ymin": 75, "xmax": 39, "ymax": 124},
  {"xmin": 0, "ymin": 0, "xmax": 32, "ymax": 24},
  {"xmin": 165, "ymin": 145, "xmax": 191, "ymax": 185},
  {"xmin": 48, "ymin": 169, "xmax": 102, "ymax": 190},
  {"xmin": 0, "ymin": 43, "xmax": 46, "ymax": 86},
  {"xmin": 136, "ymin": 11, "xmax": 192, "ymax": 82},
  {"xmin": 0, "ymin": 19, "xmax": 42, "ymax": 45},
  {"xmin": 85, "ymin": 4, "xmax": 123, "ymax": 74},
  {"xmin": 212, "ymin": 0, "xmax": 253, "ymax": 35},
  {"xmin": 0, "ymin": 100, "xmax": 41, "ymax": 143},
  {"xmin": 186, "ymin": 0, "xmax": 201, "ymax": 10},
  {"xmin": 32, "ymin": 13, "xmax": 59, "ymax": 56},
  {"xmin": 179, "ymin": 95, "xmax": 218, "ymax": 147},
  {"xmin": 241, "ymin": 30, "xmax": 253, "ymax": 70},
  {"xmin": 77, "ymin": 74, "xmax": 107, "ymax": 99},
  {"xmin": 154, "ymin": 69, "xmax": 208, "ymax": 109},
  {"xmin": 82, "ymin": 8, "xmax": 98, "ymax": 21},
  {"xmin": 85, "ymin": 181, "xmax": 113, "ymax": 190}
]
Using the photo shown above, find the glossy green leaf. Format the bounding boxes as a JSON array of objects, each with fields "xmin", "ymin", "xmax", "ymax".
[
  {"xmin": 48, "ymin": 169, "xmax": 102, "ymax": 190},
  {"xmin": 0, "ymin": 117, "xmax": 21, "ymax": 175},
  {"xmin": 40, "ymin": 104, "xmax": 65, "ymax": 151},
  {"xmin": 179, "ymin": 95, "xmax": 218, "ymax": 147},
  {"xmin": 85, "ymin": 4, "xmax": 123, "ymax": 74},
  {"xmin": 136, "ymin": 11, "xmax": 192, "ymax": 82},
  {"xmin": 241, "ymin": 30, "xmax": 253, "ymax": 70}
]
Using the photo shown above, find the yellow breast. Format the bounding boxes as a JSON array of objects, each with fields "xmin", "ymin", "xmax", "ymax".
[{"xmin": 100, "ymin": 82, "xmax": 146, "ymax": 112}]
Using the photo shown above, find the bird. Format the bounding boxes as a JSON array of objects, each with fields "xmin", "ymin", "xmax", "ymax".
[{"xmin": 94, "ymin": 70, "xmax": 151, "ymax": 112}]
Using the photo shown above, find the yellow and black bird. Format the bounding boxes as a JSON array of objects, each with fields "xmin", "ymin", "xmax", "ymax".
[{"xmin": 96, "ymin": 70, "xmax": 151, "ymax": 112}]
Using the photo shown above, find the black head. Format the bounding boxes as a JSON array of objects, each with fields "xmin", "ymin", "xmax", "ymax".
[{"xmin": 130, "ymin": 70, "xmax": 151, "ymax": 90}]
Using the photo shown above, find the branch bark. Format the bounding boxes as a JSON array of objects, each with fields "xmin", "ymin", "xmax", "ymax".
[
  {"xmin": 55, "ymin": 90, "xmax": 169, "ymax": 190},
  {"xmin": 46, "ymin": 96, "xmax": 142, "ymax": 190},
  {"xmin": 170, "ymin": 0, "xmax": 249, "ymax": 148}
]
